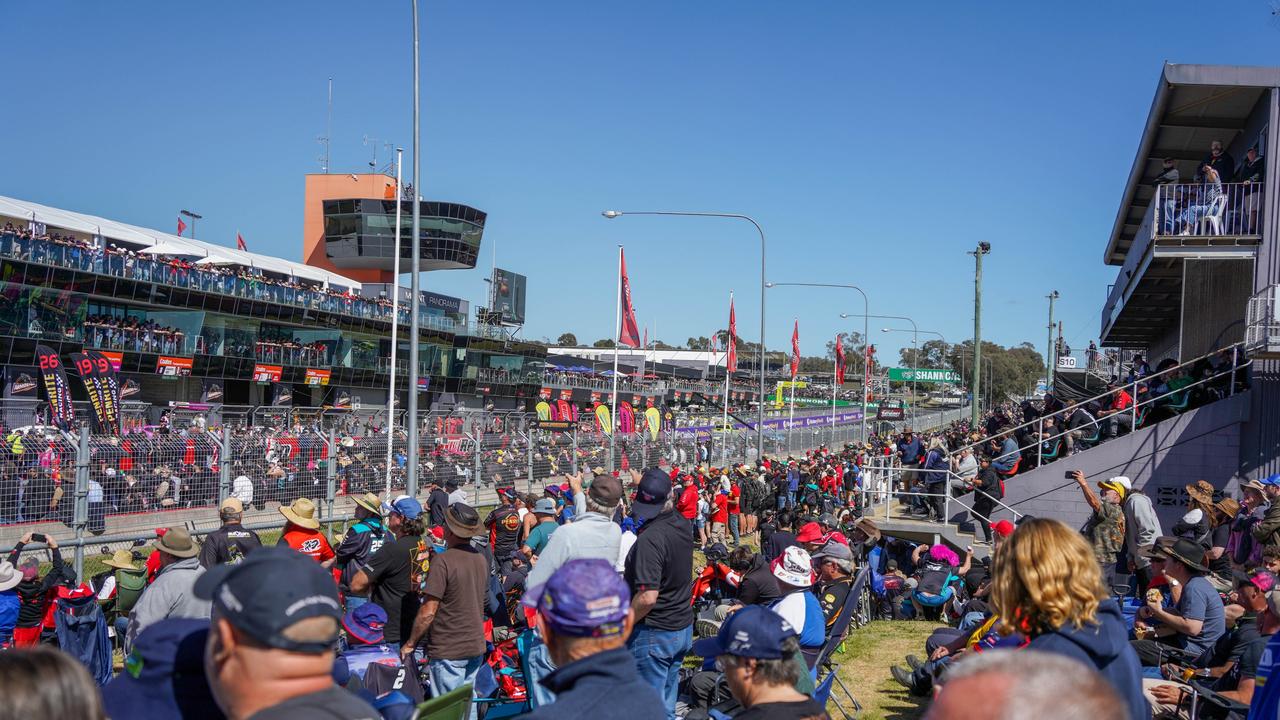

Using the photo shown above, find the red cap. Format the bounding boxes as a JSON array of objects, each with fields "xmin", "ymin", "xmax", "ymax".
[
  {"xmin": 992, "ymin": 519, "xmax": 1016, "ymax": 538},
  {"xmin": 795, "ymin": 522, "xmax": 825, "ymax": 543}
]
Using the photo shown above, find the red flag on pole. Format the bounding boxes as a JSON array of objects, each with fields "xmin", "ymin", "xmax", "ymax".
[
  {"xmin": 727, "ymin": 297, "xmax": 738, "ymax": 372},
  {"xmin": 617, "ymin": 248, "xmax": 641, "ymax": 348},
  {"xmin": 236, "ymin": 232, "xmax": 247, "ymax": 251},
  {"xmin": 710, "ymin": 333, "xmax": 717, "ymax": 354},
  {"xmin": 835, "ymin": 333, "xmax": 845, "ymax": 385},
  {"xmin": 790, "ymin": 319, "xmax": 800, "ymax": 380},
  {"xmin": 176, "ymin": 217, "xmax": 187, "ymax": 236}
]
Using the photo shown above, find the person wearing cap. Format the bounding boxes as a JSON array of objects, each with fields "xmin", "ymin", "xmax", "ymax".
[
  {"xmin": 1251, "ymin": 475, "xmax": 1280, "ymax": 549},
  {"xmin": 200, "ymin": 497, "xmax": 262, "ymax": 568},
  {"xmin": 350, "ymin": 496, "xmax": 425, "ymax": 647},
  {"xmin": 1070, "ymin": 470, "xmax": 1126, "ymax": 588},
  {"xmin": 691, "ymin": 605, "xmax": 829, "ymax": 720},
  {"xmin": 518, "ymin": 559, "xmax": 665, "ymax": 720},
  {"xmin": 277, "ymin": 498, "xmax": 336, "ymax": 568},
  {"xmin": 102, "ymin": 618, "xmax": 224, "ymax": 720},
  {"xmin": 334, "ymin": 603, "xmax": 424, "ymax": 705},
  {"xmin": 1113, "ymin": 475, "xmax": 1163, "ymax": 596},
  {"xmin": 401, "ymin": 503, "xmax": 489, "ymax": 716},
  {"xmin": 196, "ymin": 547, "xmax": 379, "ymax": 720},
  {"xmin": 125, "ymin": 527, "xmax": 211, "ymax": 653},
  {"xmin": 1133, "ymin": 537, "xmax": 1227, "ymax": 669},
  {"xmin": 813, "ymin": 541, "xmax": 855, "ymax": 628},
  {"xmin": 333, "ymin": 493, "xmax": 387, "ymax": 610},
  {"xmin": 710, "ymin": 485, "xmax": 730, "ymax": 547},
  {"xmin": 523, "ymin": 471, "xmax": 623, "ymax": 596},
  {"xmin": 522, "ymin": 498, "xmax": 560, "ymax": 559},
  {"xmin": 486, "ymin": 486, "xmax": 524, "ymax": 563},
  {"xmin": 623, "ymin": 467, "xmax": 695, "ymax": 718},
  {"xmin": 768, "ymin": 546, "xmax": 826, "ymax": 657},
  {"xmin": 6, "ymin": 531, "xmax": 72, "ymax": 647}
]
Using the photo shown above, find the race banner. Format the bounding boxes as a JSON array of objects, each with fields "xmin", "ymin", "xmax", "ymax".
[
  {"xmin": 35, "ymin": 345, "xmax": 75, "ymax": 430},
  {"xmin": 539, "ymin": 388, "xmax": 552, "ymax": 400},
  {"xmin": 70, "ymin": 350, "xmax": 122, "ymax": 435},
  {"xmin": 253, "ymin": 364, "xmax": 283, "ymax": 383},
  {"xmin": 201, "ymin": 379, "xmax": 224, "ymax": 403},
  {"xmin": 88, "ymin": 350, "xmax": 123, "ymax": 433},
  {"xmin": 272, "ymin": 383, "xmax": 293, "ymax": 407},
  {"xmin": 95, "ymin": 350, "xmax": 123, "ymax": 372},
  {"xmin": 559, "ymin": 389, "xmax": 572, "ymax": 401},
  {"xmin": 156, "ymin": 356, "xmax": 194, "ymax": 377},
  {"xmin": 304, "ymin": 368, "xmax": 331, "ymax": 386}
]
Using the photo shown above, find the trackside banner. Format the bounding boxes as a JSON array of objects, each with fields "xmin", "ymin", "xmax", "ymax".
[{"xmin": 35, "ymin": 345, "xmax": 75, "ymax": 430}]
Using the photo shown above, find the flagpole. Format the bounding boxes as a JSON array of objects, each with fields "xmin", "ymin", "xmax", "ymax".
[
  {"xmin": 788, "ymin": 318, "xmax": 796, "ymax": 455},
  {"xmin": 610, "ymin": 245, "xmax": 622, "ymax": 474},
  {"xmin": 385, "ymin": 148, "xmax": 403, "ymax": 497},
  {"xmin": 831, "ymin": 333, "xmax": 838, "ymax": 448},
  {"xmin": 721, "ymin": 292, "xmax": 732, "ymax": 466}
]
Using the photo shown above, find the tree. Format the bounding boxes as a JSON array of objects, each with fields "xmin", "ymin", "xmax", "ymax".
[
  {"xmin": 592, "ymin": 338, "xmax": 615, "ymax": 348},
  {"xmin": 896, "ymin": 339, "xmax": 950, "ymax": 369},
  {"xmin": 943, "ymin": 340, "xmax": 1044, "ymax": 403},
  {"xmin": 556, "ymin": 332, "xmax": 578, "ymax": 346},
  {"xmin": 686, "ymin": 336, "xmax": 711, "ymax": 350}
]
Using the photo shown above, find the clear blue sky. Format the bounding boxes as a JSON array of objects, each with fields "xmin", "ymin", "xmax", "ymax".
[{"xmin": 4, "ymin": 1, "xmax": 1278, "ymax": 364}]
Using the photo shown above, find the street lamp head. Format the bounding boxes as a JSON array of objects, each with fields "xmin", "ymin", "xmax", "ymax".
[
  {"xmin": 1049, "ymin": 290, "xmax": 1060, "ymax": 299},
  {"xmin": 839, "ymin": 313, "xmax": 850, "ymax": 319},
  {"xmin": 977, "ymin": 241, "xmax": 992, "ymax": 254},
  {"xmin": 765, "ymin": 282, "xmax": 776, "ymax": 288},
  {"xmin": 881, "ymin": 328, "xmax": 890, "ymax": 333},
  {"xmin": 601, "ymin": 210, "xmax": 622, "ymax": 219}
]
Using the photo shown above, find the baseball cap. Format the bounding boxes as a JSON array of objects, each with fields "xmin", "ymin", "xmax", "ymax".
[
  {"xmin": 692, "ymin": 605, "xmax": 798, "ymax": 660},
  {"xmin": 193, "ymin": 547, "xmax": 342, "ymax": 653},
  {"xmin": 632, "ymin": 468, "xmax": 673, "ymax": 520},
  {"xmin": 771, "ymin": 546, "xmax": 815, "ymax": 587},
  {"xmin": 589, "ymin": 473, "xmax": 623, "ymax": 507},
  {"xmin": 530, "ymin": 559, "xmax": 631, "ymax": 637},
  {"xmin": 391, "ymin": 496, "xmax": 422, "ymax": 520},
  {"xmin": 795, "ymin": 522, "xmax": 825, "ymax": 544},
  {"xmin": 533, "ymin": 498, "xmax": 557, "ymax": 515},
  {"xmin": 1107, "ymin": 476, "xmax": 1133, "ymax": 492},
  {"xmin": 1262, "ymin": 474, "xmax": 1280, "ymax": 487},
  {"xmin": 219, "ymin": 497, "xmax": 244, "ymax": 514},
  {"xmin": 496, "ymin": 486, "xmax": 517, "ymax": 500},
  {"xmin": 101, "ymin": 619, "xmax": 221, "ymax": 720},
  {"xmin": 343, "ymin": 603, "xmax": 387, "ymax": 645},
  {"xmin": 812, "ymin": 540, "xmax": 853, "ymax": 563},
  {"xmin": 1098, "ymin": 479, "xmax": 1127, "ymax": 499}
]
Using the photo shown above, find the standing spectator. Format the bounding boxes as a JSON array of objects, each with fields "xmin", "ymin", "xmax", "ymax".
[
  {"xmin": 1199, "ymin": 140, "xmax": 1235, "ymax": 183},
  {"xmin": 727, "ymin": 476, "xmax": 742, "ymax": 547},
  {"xmin": 1071, "ymin": 470, "xmax": 1126, "ymax": 588},
  {"xmin": 485, "ymin": 487, "xmax": 524, "ymax": 564},
  {"xmin": 401, "ymin": 504, "xmax": 489, "ymax": 718},
  {"xmin": 0, "ymin": 556, "xmax": 20, "ymax": 648},
  {"xmin": 522, "ymin": 498, "xmax": 560, "ymax": 559},
  {"xmin": 1114, "ymin": 476, "xmax": 1162, "ymax": 595},
  {"xmin": 1239, "ymin": 146, "xmax": 1265, "ymax": 233},
  {"xmin": 523, "ymin": 472, "xmax": 623, "ymax": 594},
  {"xmin": 519, "ymin": 559, "xmax": 665, "ymax": 720},
  {"xmin": 710, "ymin": 486, "xmax": 729, "ymax": 546},
  {"xmin": 896, "ymin": 429, "xmax": 923, "ymax": 492},
  {"xmin": 989, "ymin": 518, "xmax": 1149, "ymax": 720},
  {"xmin": 199, "ymin": 498, "xmax": 262, "ymax": 568},
  {"xmin": 677, "ymin": 476, "xmax": 699, "ymax": 522},
  {"xmin": 126, "ymin": 527, "xmax": 211, "ymax": 653},
  {"xmin": 195, "ymin": 547, "xmax": 378, "ymax": 719},
  {"xmin": 333, "ymin": 493, "xmax": 387, "ymax": 610},
  {"xmin": 7, "ymin": 532, "xmax": 71, "ymax": 647},
  {"xmin": 624, "ymin": 468, "xmax": 695, "ymax": 719},
  {"xmin": 277, "ymin": 498, "xmax": 336, "ymax": 568},
  {"xmin": 971, "ymin": 456, "xmax": 1003, "ymax": 545},
  {"xmin": 350, "ymin": 496, "xmax": 424, "ymax": 647},
  {"xmin": 427, "ymin": 481, "xmax": 450, "ymax": 527}
]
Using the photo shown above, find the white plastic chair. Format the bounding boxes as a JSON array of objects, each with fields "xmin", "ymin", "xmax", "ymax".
[{"xmin": 1197, "ymin": 194, "xmax": 1228, "ymax": 235}]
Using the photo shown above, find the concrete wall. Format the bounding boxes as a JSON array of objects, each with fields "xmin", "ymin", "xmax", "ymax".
[{"xmin": 1000, "ymin": 392, "xmax": 1250, "ymax": 531}]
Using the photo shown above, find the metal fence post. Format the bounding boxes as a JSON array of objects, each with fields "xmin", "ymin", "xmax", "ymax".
[
  {"xmin": 1130, "ymin": 377, "xmax": 1139, "ymax": 432},
  {"xmin": 473, "ymin": 436, "xmax": 482, "ymax": 491},
  {"xmin": 218, "ymin": 428, "xmax": 231, "ymax": 505},
  {"xmin": 571, "ymin": 427, "xmax": 579, "ymax": 475},
  {"xmin": 72, "ymin": 423, "xmax": 90, "ymax": 580},
  {"xmin": 325, "ymin": 429, "xmax": 337, "ymax": 539},
  {"xmin": 407, "ymin": 421, "xmax": 419, "ymax": 500},
  {"xmin": 526, "ymin": 431, "xmax": 535, "ymax": 493},
  {"xmin": 1230, "ymin": 346, "xmax": 1238, "ymax": 396},
  {"xmin": 1036, "ymin": 417, "xmax": 1044, "ymax": 467}
]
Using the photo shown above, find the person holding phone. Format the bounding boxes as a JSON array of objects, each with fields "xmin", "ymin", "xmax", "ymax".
[
  {"xmin": 6, "ymin": 532, "xmax": 73, "ymax": 647},
  {"xmin": 1071, "ymin": 470, "xmax": 1126, "ymax": 589}
]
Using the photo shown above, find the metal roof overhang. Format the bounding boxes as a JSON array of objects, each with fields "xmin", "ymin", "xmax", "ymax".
[{"xmin": 1103, "ymin": 63, "xmax": 1280, "ymax": 266}]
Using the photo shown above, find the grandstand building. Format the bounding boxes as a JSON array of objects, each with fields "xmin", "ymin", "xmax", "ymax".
[{"xmin": 0, "ymin": 176, "xmax": 546, "ymax": 425}]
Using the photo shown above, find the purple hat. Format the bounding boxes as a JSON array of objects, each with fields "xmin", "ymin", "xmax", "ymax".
[
  {"xmin": 529, "ymin": 559, "xmax": 630, "ymax": 638},
  {"xmin": 343, "ymin": 602, "xmax": 387, "ymax": 645},
  {"xmin": 632, "ymin": 468, "xmax": 673, "ymax": 520}
]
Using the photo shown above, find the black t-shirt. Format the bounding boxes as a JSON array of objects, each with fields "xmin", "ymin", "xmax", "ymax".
[
  {"xmin": 734, "ymin": 697, "xmax": 831, "ymax": 720},
  {"xmin": 624, "ymin": 510, "xmax": 694, "ymax": 631},
  {"xmin": 1209, "ymin": 523, "xmax": 1232, "ymax": 574},
  {"xmin": 246, "ymin": 685, "xmax": 380, "ymax": 720},
  {"xmin": 200, "ymin": 524, "xmax": 263, "ymax": 568},
  {"xmin": 1218, "ymin": 630, "xmax": 1273, "ymax": 692},
  {"xmin": 738, "ymin": 555, "xmax": 781, "ymax": 606},
  {"xmin": 763, "ymin": 531, "xmax": 798, "ymax": 563},
  {"xmin": 817, "ymin": 578, "xmax": 852, "ymax": 627},
  {"xmin": 365, "ymin": 534, "xmax": 423, "ymax": 645},
  {"xmin": 428, "ymin": 489, "xmax": 450, "ymax": 526},
  {"xmin": 485, "ymin": 505, "xmax": 523, "ymax": 560}
]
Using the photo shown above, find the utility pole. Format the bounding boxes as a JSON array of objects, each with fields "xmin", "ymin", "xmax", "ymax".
[
  {"xmin": 1047, "ymin": 290, "xmax": 1059, "ymax": 391},
  {"xmin": 970, "ymin": 242, "xmax": 990, "ymax": 424}
]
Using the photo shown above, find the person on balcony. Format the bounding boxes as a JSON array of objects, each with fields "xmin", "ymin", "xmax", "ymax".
[
  {"xmin": 1179, "ymin": 165, "xmax": 1224, "ymax": 235},
  {"xmin": 1239, "ymin": 146, "xmax": 1265, "ymax": 234},
  {"xmin": 1152, "ymin": 157, "xmax": 1182, "ymax": 234},
  {"xmin": 1197, "ymin": 140, "xmax": 1235, "ymax": 183}
]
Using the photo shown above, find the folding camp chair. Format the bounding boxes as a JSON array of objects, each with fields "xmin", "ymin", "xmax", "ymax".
[
  {"xmin": 812, "ymin": 568, "xmax": 870, "ymax": 718},
  {"xmin": 414, "ymin": 683, "xmax": 473, "ymax": 720}
]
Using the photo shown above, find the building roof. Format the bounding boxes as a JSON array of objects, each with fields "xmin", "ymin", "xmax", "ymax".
[
  {"xmin": 0, "ymin": 194, "xmax": 362, "ymax": 289},
  {"xmin": 1103, "ymin": 63, "xmax": 1280, "ymax": 266}
]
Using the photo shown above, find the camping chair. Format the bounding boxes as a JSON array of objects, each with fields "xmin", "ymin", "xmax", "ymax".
[
  {"xmin": 812, "ymin": 569, "xmax": 870, "ymax": 719},
  {"xmin": 413, "ymin": 683, "xmax": 473, "ymax": 720},
  {"xmin": 812, "ymin": 673, "xmax": 853, "ymax": 720},
  {"xmin": 995, "ymin": 456, "xmax": 1021, "ymax": 479},
  {"xmin": 472, "ymin": 629, "xmax": 536, "ymax": 719}
]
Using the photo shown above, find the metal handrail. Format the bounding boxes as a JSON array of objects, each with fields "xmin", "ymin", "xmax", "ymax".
[{"xmin": 860, "ymin": 463, "xmax": 1024, "ymax": 529}]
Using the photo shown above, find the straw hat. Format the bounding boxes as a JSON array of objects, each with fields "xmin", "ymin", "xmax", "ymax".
[
  {"xmin": 103, "ymin": 549, "xmax": 140, "ymax": 571},
  {"xmin": 280, "ymin": 498, "xmax": 321, "ymax": 530},
  {"xmin": 353, "ymin": 492, "xmax": 381, "ymax": 515},
  {"xmin": 1186, "ymin": 480, "xmax": 1215, "ymax": 505},
  {"xmin": 152, "ymin": 527, "xmax": 200, "ymax": 558},
  {"xmin": 0, "ymin": 560, "xmax": 22, "ymax": 591},
  {"xmin": 1216, "ymin": 498, "xmax": 1242, "ymax": 521}
]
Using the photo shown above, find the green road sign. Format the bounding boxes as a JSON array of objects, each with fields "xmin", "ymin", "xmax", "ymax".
[{"xmin": 888, "ymin": 367, "xmax": 961, "ymax": 383}]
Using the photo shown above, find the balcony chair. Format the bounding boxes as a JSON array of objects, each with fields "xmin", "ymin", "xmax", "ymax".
[{"xmin": 1196, "ymin": 194, "xmax": 1228, "ymax": 235}]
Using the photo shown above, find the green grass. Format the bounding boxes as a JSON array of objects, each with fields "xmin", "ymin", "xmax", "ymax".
[{"xmin": 831, "ymin": 620, "xmax": 938, "ymax": 720}]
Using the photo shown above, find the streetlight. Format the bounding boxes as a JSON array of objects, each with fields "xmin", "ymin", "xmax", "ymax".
[
  {"xmin": 765, "ymin": 282, "xmax": 869, "ymax": 444},
  {"xmin": 406, "ymin": 0, "xmax": 423, "ymax": 497},
  {"xmin": 179, "ymin": 209, "xmax": 202, "ymax": 240},
  {"xmin": 1046, "ymin": 290, "xmax": 1060, "ymax": 391},
  {"xmin": 968, "ymin": 242, "xmax": 991, "ymax": 425},
  {"xmin": 841, "ymin": 312, "xmax": 920, "ymax": 426},
  {"xmin": 602, "ymin": 210, "xmax": 768, "ymax": 463}
]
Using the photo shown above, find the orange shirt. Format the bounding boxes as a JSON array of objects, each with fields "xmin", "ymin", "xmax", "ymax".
[{"xmin": 279, "ymin": 527, "xmax": 335, "ymax": 564}]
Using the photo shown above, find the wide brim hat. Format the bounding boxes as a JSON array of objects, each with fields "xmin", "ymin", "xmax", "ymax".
[
  {"xmin": 104, "ymin": 549, "xmax": 141, "ymax": 571},
  {"xmin": 1185, "ymin": 481, "xmax": 1214, "ymax": 504},
  {"xmin": 353, "ymin": 493, "xmax": 381, "ymax": 515},
  {"xmin": 853, "ymin": 517, "xmax": 881, "ymax": 543},
  {"xmin": 444, "ymin": 505, "xmax": 483, "ymax": 539},
  {"xmin": 1156, "ymin": 538, "xmax": 1210, "ymax": 573},
  {"xmin": 0, "ymin": 560, "xmax": 22, "ymax": 591},
  {"xmin": 280, "ymin": 498, "xmax": 321, "ymax": 530},
  {"xmin": 1216, "ymin": 498, "xmax": 1241, "ymax": 520},
  {"xmin": 152, "ymin": 527, "xmax": 200, "ymax": 559}
]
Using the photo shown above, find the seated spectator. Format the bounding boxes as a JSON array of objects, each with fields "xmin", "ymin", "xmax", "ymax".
[
  {"xmin": 195, "ymin": 547, "xmax": 378, "ymax": 719},
  {"xmin": 0, "ymin": 646, "xmax": 108, "ymax": 719},
  {"xmin": 768, "ymin": 547, "xmax": 825, "ymax": 660},
  {"xmin": 519, "ymin": 558, "xmax": 665, "ymax": 719},
  {"xmin": 928, "ymin": 649, "xmax": 1128, "ymax": 720},
  {"xmin": 1132, "ymin": 538, "xmax": 1226, "ymax": 669},
  {"xmin": 812, "ymin": 541, "xmax": 855, "ymax": 628},
  {"xmin": 990, "ymin": 517, "xmax": 1149, "ymax": 720},
  {"xmin": 102, "ymin": 619, "xmax": 222, "ymax": 720},
  {"xmin": 334, "ymin": 603, "xmax": 423, "ymax": 704},
  {"xmin": 730, "ymin": 545, "xmax": 780, "ymax": 608},
  {"xmin": 1097, "ymin": 381, "xmax": 1137, "ymax": 438},
  {"xmin": 690, "ymin": 605, "xmax": 830, "ymax": 720},
  {"xmin": 909, "ymin": 544, "xmax": 971, "ymax": 619}
]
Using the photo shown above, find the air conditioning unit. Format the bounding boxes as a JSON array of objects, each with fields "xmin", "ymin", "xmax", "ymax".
[{"xmin": 1245, "ymin": 286, "xmax": 1280, "ymax": 358}]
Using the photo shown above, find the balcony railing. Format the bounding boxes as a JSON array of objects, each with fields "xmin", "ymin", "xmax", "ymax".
[{"xmin": 1153, "ymin": 182, "xmax": 1264, "ymax": 239}]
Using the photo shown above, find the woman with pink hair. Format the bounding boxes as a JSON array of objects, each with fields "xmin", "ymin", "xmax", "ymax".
[{"xmin": 909, "ymin": 543, "xmax": 971, "ymax": 620}]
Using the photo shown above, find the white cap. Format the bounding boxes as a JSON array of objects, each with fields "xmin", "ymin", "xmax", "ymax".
[{"xmin": 1108, "ymin": 476, "xmax": 1132, "ymax": 492}]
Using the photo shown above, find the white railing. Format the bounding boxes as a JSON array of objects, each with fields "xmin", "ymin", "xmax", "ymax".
[
  {"xmin": 859, "ymin": 462, "xmax": 1024, "ymax": 534},
  {"xmin": 1153, "ymin": 182, "xmax": 1263, "ymax": 239}
]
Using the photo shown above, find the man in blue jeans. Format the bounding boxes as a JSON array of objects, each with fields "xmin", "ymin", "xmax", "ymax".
[{"xmin": 624, "ymin": 468, "xmax": 695, "ymax": 719}]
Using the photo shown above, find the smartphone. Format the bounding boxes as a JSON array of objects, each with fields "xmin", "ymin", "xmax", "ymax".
[
  {"xmin": 29, "ymin": 532, "xmax": 47, "ymax": 543},
  {"xmin": 1064, "ymin": 471, "xmax": 1076, "ymax": 479}
]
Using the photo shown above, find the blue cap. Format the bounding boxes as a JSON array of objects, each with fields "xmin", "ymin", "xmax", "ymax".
[
  {"xmin": 102, "ymin": 619, "xmax": 222, "ymax": 720},
  {"xmin": 632, "ymin": 468, "xmax": 673, "ymax": 520},
  {"xmin": 528, "ymin": 558, "xmax": 630, "ymax": 637},
  {"xmin": 692, "ymin": 605, "xmax": 798, "ymax": 660},
  {"xmin": 392, "ymin": 496, "xmax": 423, "ymax": 520},
  {"xmin": 1262, "ymin": 474, "xmax": 1280, "ymax": 487},
  {"xmin": 343, "ymin": 602, "xmax": 387, "ymax": 645}
]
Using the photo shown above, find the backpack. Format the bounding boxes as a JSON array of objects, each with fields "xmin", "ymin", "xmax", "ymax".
[{"xmin": 113, "ymin": 569, "xmax": 148, "ymax": 616}]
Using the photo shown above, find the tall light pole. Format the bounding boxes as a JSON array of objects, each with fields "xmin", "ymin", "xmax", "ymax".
[
  {"xmin": 179, "ymin": 209, "xmax": 202, "ymax": 240},
  {"xmin": 385, "ymin": 148, "xmax": 404, "ymax": 497},
  {"xmin": 765, "ymin": 282, "xmax": 869, "ymax": 444},
  {"xmin": 969, "ymin": 242, "xmax": 991, "ymax": 424},
  {"xmin": 406, "ymin": 0, "xmax": 423, "ymax": 497},
  {"xmin": 1046, "ymin": 290, "xmax": 1060, "ymax": 391},
  {"xmin": 602, "ymin": 210, "xmax": 767, "ymax": 462}
]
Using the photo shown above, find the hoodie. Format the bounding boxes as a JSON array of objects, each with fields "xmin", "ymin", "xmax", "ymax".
[
  {"xmin": 1028, "ymin": 598, "xmax": 1150, "ymax": 720},
  {"xmin": 519, "ymin": 646, "xmax": 665, "ymax": 720}
]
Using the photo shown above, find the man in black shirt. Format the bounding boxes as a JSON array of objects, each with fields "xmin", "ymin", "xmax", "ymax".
[
  {"xmin": 350, "ymin": 497, "xmax": 425, "ymax": 646},
  {"xmin": 485, "ymin": 487, "xmax": 523, "ymax": 563},
  {"xmin": 762, "ymin": 512, "xmax": 798, "ymax": 563},
  {"xmin": 625, "ymin": 468, "xmax": 695, "ymax": 720},
  {"xmin": 427, "ymin": 481, "xmax": 450, "ymax": 527},
  {"xmin": 812, "ymin": 541, "xmax": 854, "ymax": 628},
  {"xmin": 729, "ymin": 545, "xmax": 780, "ymax": 607},
  {"xmin": 199, "ymin": 498, "xmax": 262, "ymax": 568}
]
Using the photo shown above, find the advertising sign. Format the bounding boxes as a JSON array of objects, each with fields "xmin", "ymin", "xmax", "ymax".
[
  {"xmin": 201, "ymin": 379, "xmax": 224, "ymax": 403},
  {"xmin": 887, "ymin": 367, "xmax": 961, "ymax": 383},
  {"xmin": 253, "ymin": 364, "xmax": 283, "ymax": 383},
  {"xmin": 70, "ymin": 350, "xmax": 122, "ymax": 435},
  {"xmin": 491, "ymin": 268, "xmax": 527, "ymax": 325},
  {"xmin": 272, "ymin": 383, "xmax": 293, "ymax": 407},
  {"xmin": 97, "ymin": 350, "xmax": 123, "ymax": 372},
  {"xmin": 156, "ymin": 356, "xmax": 194, "ymax": 377},
  {"xmin": 304, "ymin": 368, "xmax": 332, "ymax": 386},
  {"xmin": 35, "ymin": 346, "xmax": 75, "ymax": 430},
  {"xmin": 876, "ymin": 400, "xmax": 906, "ymax": 421}
]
